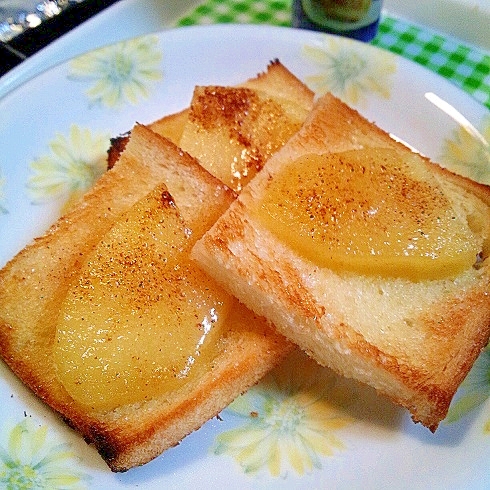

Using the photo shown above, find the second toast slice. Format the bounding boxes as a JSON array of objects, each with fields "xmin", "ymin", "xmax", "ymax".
[{"xmin": 192, "ymin": 93, "xmax": 490, "ymax": 431}]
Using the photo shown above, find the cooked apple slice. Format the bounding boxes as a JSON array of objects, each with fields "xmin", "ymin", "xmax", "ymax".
[
  {"xmin": 55, "ymin": 184, "xmax": 231, "ymax": 411},
  {"xmin": 179, "ymin": 86, "xmax": 311, "ymax": 192},
  {"xmin": 256, "ymin": 148, "xmax": 482, "ymax": 280}
]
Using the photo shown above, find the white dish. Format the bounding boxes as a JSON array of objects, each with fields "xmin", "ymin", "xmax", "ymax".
[{"xmin": 0, "ymin": 24, "xmax": 489, "ymax": 489}]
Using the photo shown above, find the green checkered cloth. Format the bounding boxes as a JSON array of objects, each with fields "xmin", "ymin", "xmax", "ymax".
[
  {"xmin": 374, "ymin": 18, "xmax": 490, "ymax": 109},
  {"xmin": 176, "ymin": 0, "xmax": 490, "ymax": 110}
]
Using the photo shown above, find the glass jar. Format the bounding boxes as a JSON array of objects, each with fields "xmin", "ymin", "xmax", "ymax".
[{"xmin": 292, "ymin": 0, "xmax": 383, "ymax": 42}]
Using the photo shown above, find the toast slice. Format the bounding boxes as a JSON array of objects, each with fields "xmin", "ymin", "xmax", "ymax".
[
  {"xmin": 106, "ymin": 110, "xmax": 189, "ymax": 170},
  {"xmin": 0, "ymin": 124, "xmax": 292, "ymax": 471},
  {"xmin": 152, "ymin": 60, "xmax": 314, "ymax": 192},
  {"xmin": 107, "ymin": 61, "xmax": 314, "ymax": 189},
  {"xmin": 192, "ymin": 93, "xmax": 490, "ymax": 431}
]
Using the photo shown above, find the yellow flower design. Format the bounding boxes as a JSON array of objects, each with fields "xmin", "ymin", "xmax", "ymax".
[
  {"xmin": 27, "ymin": 125, "xmax": 110, "ymax": 209},
  {"xmin": 69, "ymin": 35, "xmax": 162, "ymax": 108},
  {"xmin": 441, "ymin": 115, "xmax": 490, "ymax": 185},
  {"xmin": 0, "ymin": 418, "xmax": 89, "ymax": 489},
  {"xmin": 214, "ymin": 351, "xmax": 352, "ymax": 477},
  {"xmin": 445, "ymin": 345, "xmax": 490, "ymax": 432},
  {"xmin": 302, "ymin": 36, "xmax": 396, "ymax": 106}
]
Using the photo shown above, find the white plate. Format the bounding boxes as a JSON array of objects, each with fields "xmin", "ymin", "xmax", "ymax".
[{"xmin": 0, "ymin": 24, "xmax": 489, "ymax": 489}]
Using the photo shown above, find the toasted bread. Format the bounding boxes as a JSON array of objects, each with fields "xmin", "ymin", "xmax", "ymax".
[
  {"xmin": 106, "ymin": 110, "xmax": 189, "ymax": 170},
  {"xmin": 0, "ymin": 61, "xmax": 314, "ymax": 471},
  {"xmin": 192, "ymin": 93, "xmax": 490, "ymax": 431},
  {"xmin": 149, "ymin": 109, "xmax": 189, "ymax": 146},
  {"xmin": 0, "ymin": 124, "xmax": 292, "ymax": 471},
  {"xmin": 107, "ymin": 61, "xmax": 314, "ymax": 190}
]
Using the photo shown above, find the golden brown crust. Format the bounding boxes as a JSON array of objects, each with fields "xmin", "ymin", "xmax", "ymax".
[
  {"xmin": 192, "ymin": 92, "xmax": 490, "ymax": 431},
  {"xmin": 241, "ymin": 59, "xmax": 315, "ymax": 108},
  {"xmin": 107, "ymin": 133, "xmax": 130, "ymax": 169}
]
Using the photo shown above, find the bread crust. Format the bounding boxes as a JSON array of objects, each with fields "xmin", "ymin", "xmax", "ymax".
[
  {"xmin": 239, "ymin": 59, "xmax": 315, "ymax": 107},
  {"xmin": 192, "ymin": 93, "xmax": 490, "ymax": 431}
]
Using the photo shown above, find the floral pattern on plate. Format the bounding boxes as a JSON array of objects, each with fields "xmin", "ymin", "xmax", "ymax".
[
  {"xmin": 301, "ymin": 35, "xmax": 397, "ymax": 106},
  {"xmin": 214, "ymin": 351, "xmax": 352, "ymax": 477},
  {"xmin": 68, "ymin": 35, "xmax": 163, "ymax": 109},
  {"xmin": 0, "ymin": 418, "xmax": 90, "ymax": 489},
  {"xmin": 441, "ymin": 114, "xmax": 490, "ymax": 185},
  {"xmin": 445, "ymin": 344, "xmax": 490, "ymax": 433},
  {"xmin": 26, "ymin": 125, "xmax": 110, "ymax": 212}
]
